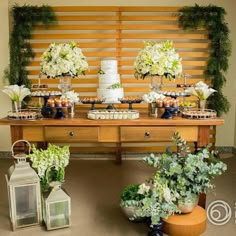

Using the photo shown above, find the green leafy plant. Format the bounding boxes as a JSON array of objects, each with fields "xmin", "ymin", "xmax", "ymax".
[
  {"xmin": 4, "ymin": 5, "xmax": 56, "ymax": 88},
  {"xmin": 121, "ymin": 132, "xmax": 227, "ymax": 226},
  {"xmin": 144, "ymin": 132, "xmax": 227, "ymax": 203},
  {"xmin": 178, "ymin": 4, "xmax": 232, "ymax": 116},
  {"xmin": 120, "ymin": 181, "xmax": 180, "ymax": 226},
  {"xmin": 27, "ymin": 144, "xmax": 70, "ymax": 192},
  {"xmin": 120, "ymin": 183, "xmax": 150, "ymax": 208}
]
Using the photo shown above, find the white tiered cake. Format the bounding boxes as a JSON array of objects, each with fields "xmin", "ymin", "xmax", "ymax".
[{"xmin": 97, "ymin": 60, "xmax": 124, "ymax": 103}]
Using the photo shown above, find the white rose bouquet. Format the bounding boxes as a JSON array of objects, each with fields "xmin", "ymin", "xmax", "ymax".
[
  {"xmin": 134, "ymin": 40, "xmax": 182, "ymax": 80},
  {"xmin": 40, "ymin": 41, "xmax": 89, "ymax": 78}
]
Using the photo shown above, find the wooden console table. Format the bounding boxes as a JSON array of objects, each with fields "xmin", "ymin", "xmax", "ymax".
[{"xmin": 0, "ymin": 112, "xmax": 224, "ymax": 164}]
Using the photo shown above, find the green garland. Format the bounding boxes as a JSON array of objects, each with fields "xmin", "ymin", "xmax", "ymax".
[
  {"xmin": 4, "ymin": 4, "xmax": 56, "ymax": 88},
  {"xmin": 178, "ymin": 4, "xmax": 232, "ymax": 116}
]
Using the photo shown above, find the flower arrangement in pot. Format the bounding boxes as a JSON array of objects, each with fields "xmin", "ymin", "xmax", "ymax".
[
  {"xmin": 120, "ymin": 183, "xmax": 151, "ymax": 222},
  {"xmin": 143, "ymin": 132, "xmax": 227, "ymax": 213},
  {"xmin": 134, "ymin": 40, "xmax": 182, "ymax": 92},
  {"xmin": 185, "ymin": 81, "xmax": 216, "ymax": 110},
  {"xmin": 40, "ymin": 41, "xmax": 89, "ymax": 78},
  {"xmin": 120, "ymin": 181, "xmax": 180, "ymax": 227},
  {"xmin": 2, "ymin": 84, "xmax": 31, "ymax": 112},
  {"xmin": 27, "ymin": 144, "xmax": 70, "ymax": 192},
  {"xmin": 120, "ymin": 132, "xmax": 227, "ymax": 235}
]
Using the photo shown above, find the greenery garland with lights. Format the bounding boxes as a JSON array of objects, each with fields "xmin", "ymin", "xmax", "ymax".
[
  {"xmin": 178, "ymin": 4, "xmax": 232, "ymax": 116},
  {"xmin": 4, "ymin": 5, "xmax": 56, "ymax": 88}
]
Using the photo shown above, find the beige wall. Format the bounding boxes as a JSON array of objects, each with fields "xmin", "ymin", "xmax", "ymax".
[
  {"xmin": 0, "ymin": 0, "xmax": 11, "ymax": 151},
  {"xmin": 0, "ymin": 0, "xmax": 235, "ymax": 151}
]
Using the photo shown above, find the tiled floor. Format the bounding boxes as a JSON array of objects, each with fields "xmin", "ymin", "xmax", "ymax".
[{"xmin": 0, "ymin": 153, "xmax": 235, "ymax": 236}]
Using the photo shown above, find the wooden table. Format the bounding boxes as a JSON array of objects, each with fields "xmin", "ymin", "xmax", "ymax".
[{"xmin": 0, "ymin": 112, "xmax": 224, "ymax": 163}]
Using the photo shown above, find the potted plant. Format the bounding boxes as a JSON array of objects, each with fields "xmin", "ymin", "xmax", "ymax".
[
  {"xmin": 120, "ymin": 181, "xmax": 180, "ymax": 227},
  {"xmin": 27, "ymin": 144, "xmax": 70, "ymax": 192},
  {"xmin": 143, "ymin": 132, "xmax": 227, "ymax": 213},
  {"xmin": 120, "ymin": 183, "xmax": 151, "ymax": 221}
]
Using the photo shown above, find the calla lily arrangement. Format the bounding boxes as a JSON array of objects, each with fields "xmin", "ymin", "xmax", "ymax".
[
  {"xmin": 185, "ymin": 81, "xmax": 216, "ymax": 100},
  {"xmin": 2, "ymin": 85, "xmax": 31, "ymax": 112},
  {"xmin": 2, "ymin": 84, "xmax": 31, "ymax": 102}
]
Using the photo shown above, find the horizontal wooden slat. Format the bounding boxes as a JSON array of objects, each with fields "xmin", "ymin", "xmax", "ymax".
[
  {"xmin": 26, "ymin": 5, "xmax": 210, "ymax": 109},
  {"xmin": 52, "ymin": 6, "xmax": 120, "ymax": 12}
]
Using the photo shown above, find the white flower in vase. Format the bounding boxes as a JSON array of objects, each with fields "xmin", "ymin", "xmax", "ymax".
[
  {"xmin": 61, "ymin": 90, "xmax": 79, "ymax": 104},
  {"xmin": 185, "ymin": 81, "xmax": 216, "ymax": 100},
  {"xmin": 2, "ymin": 84, "xmax": 31, "ymax": 112},
  {"xmin": 134, "ymin": 40, "xmax": 183, "ymax": 80},
  {"xmin": 142, "ymin": 91, "xmax": 165, "ymax": 103},
  {"xmin": 185, "ymin": 81, "xmax": 216, "ymax": 110},
  {"xmin": 40, "ymin": 41, "xmax": 89, "ymax": 78}
]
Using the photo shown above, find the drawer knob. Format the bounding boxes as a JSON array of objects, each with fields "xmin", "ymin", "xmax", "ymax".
[
  {"xmin": 145, "ymin": 131, "xmax": 150, "ymax": 137},
  {"xmin": 69, "ymin": 131, "xmax": 74, "ymax": 137}
]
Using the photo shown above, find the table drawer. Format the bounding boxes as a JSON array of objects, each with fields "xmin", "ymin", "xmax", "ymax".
[
  {"xmin": 120, "ymin": 126, "xmax": 176, "ymax": 142},
  {"xmin": 44, "ymin": 126, "xmax": 99, "ymax": 142}
]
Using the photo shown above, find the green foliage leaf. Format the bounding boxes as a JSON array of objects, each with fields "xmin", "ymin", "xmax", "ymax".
[
  {"xmin": 4, "ymin": 4, "xmax": 56, "ymax": 88},
  {"xmin": 178, "ymin": 4, "xmax": 232, "ymax": 116}
]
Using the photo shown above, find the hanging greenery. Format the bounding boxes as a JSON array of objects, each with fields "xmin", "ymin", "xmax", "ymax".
[
  {"xmin": 178, "ymin": 4, "xmax": 232, "ymax": 116},
  {"xmin": 4, "ymin": 4, "xmax": 56, "ymax": 88}
]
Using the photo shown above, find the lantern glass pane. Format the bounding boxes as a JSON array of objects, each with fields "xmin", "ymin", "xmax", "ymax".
[
  {"xmin": 15, "ymin": 185, "xmax": 38, "ymax": 227},
  {"xmin": 49, "ymin": 201, "xmax": 69, "ymax": 228}
]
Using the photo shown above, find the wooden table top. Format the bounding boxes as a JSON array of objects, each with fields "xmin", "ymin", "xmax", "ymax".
[{"xmin": 0, "ymin": 112, "xmax": 224, "ymax": 127}]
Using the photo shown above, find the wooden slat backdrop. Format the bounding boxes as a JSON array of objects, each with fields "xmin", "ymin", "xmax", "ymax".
[{"xmin": 27, "ymin": 6, "xmax": 214, "ymax": 155}]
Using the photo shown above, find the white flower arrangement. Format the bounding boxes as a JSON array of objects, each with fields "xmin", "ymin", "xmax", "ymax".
[
  {"xmin": 142, "ymin": 91, "xmax": 165, "ymax": 103},
  {"xmin": 40, "ymin": 41, "xmax": 89, "ymax": 78},
  {"xmin": 2, "ymin": 84, "xmax": 31, "ymax": 112},
  {"xmin": 134, "ymin": 40, "xmax": 182, "ymax": 80},
  {"xmin": 61, "ymin": 90, "xmax": 79, "ymax": 103},
  {"xmin": 28, "ymin": 144, "xmax": 70, "ymax": 192},
  {"xmin": 2, "ymin": 84, "xmax": 31, "ymax": 102},
  {"xmin": 185, "ymin": 81, "xmax": 216, "ymax": 100}
]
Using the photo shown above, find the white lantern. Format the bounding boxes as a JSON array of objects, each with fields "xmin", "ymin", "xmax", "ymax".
[
  {"xmin": 5, "ymin": 140, "xmax": 42, "ymax": 231},
  {"xmin": 42, "ymin": 181, "xmax": 71, "ymax": 230}
]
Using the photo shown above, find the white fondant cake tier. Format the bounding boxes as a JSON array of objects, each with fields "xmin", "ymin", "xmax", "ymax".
[
  {"xmin": 97, "ymin": 60, "xmax": 123, "ymax": 102},
  {"xmin": 98, "ymin": 74, "xmax": 120, "ymax": 88},
  {"xmin": 97, "ymin": 88, "xmax": 124, "ymax": 102},
  {"xmin": 101, "ymin": 60, "xmax": 117, "ymax": 74}
]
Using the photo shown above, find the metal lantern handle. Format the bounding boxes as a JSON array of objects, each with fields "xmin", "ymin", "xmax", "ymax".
[{"xmin": 11, "ymin": 139, "xmax": 31, "ymax": 159}]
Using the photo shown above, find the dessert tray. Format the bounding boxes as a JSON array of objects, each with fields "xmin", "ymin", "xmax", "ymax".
[
  {"xmin": 87, "ymin": 110, "xmax": 140, "ymax": 120},
  {"xmin": 181, "ymin": 109, "xmax": 217, "ymax": 119},
  {"xmin": 8, "ymin": 109, "xmax": 42, "ymax": 120}
]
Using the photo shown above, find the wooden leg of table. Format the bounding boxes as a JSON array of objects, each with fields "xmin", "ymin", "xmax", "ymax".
[
  {"xmin": 36, "ymin": 142, "xmax": 48, "ymax": 149},
  {"xmin": 198, "ymin": 126, "xmax": 210, "ymax": 147},
  {"xmin": 115, "ymin": 142, "xmax": 122, "ymax": 164},
  {"xmin": 10, "ymin": 126, "xmax": 24, "ymax": 153}
]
